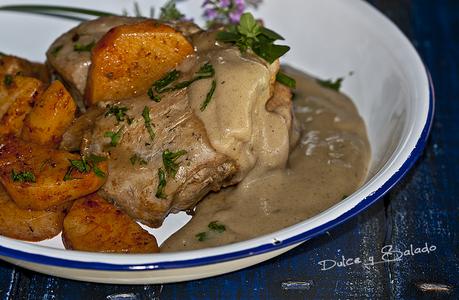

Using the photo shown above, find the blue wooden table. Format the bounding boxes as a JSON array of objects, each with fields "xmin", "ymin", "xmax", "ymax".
[{"xmin": 1, "ymin": 1, "xmax": 458, "ymax": 299}]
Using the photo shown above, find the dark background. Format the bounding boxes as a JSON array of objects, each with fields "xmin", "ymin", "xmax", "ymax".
[{"xmin": 1, "ymin": 1, "xmax": 458, "ymax": 299}]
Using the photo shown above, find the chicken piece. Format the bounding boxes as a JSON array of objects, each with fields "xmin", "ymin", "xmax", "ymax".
[
  {"xmin": 81, "ymin": 90, "xmax": 237, "ymax": 227},
  {"xmin": 0, "ymin": 53, "xmax": 49, "ymax": 83},
  {"xmin": 62, "ymin": 194, "xmax": 159, "ymax": 253},
  {"xmin": 0, "ymin": 185, "xmax": 70, "ymax": 241}
]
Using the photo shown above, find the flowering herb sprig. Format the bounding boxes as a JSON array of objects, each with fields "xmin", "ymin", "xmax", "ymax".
[{"xmin": 202, "ymin": 0, "xmax": 262, "ymax": 26}]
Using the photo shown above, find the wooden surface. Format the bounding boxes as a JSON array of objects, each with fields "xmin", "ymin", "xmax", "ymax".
[{"xmin": 1, "ymin": 1, "xmax": 458, "ymax": 299}]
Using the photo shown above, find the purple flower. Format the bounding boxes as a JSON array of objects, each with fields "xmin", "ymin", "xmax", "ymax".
[
  {"xmin": 220, "ymin": 0, "xmax": 231, "ymax": 8},
  {"xmin": 204, "ymin": 7, "xmax": 218, "ymax": 19}
]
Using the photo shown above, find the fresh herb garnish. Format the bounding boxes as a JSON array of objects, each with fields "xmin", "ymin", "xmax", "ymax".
[
  {"xmin": 208, "ymin": 221, "xmax": 226, "ymax": 233},
  {"xmin": 104, "ymin": 126, "xmax": 124, "ymax": 147},
  {"xmin": 276, "ymin": 72, "xmax": 296, "ymax": 89},
  {"xmin": 63, "ymin": 155, "xmax": 106, "ymax": 181},
  {"xmin": 147, "ymin": 63, "xmax": 216, "ymax": 102},
  {"xmin": 50, "ymin": 45, "xmax": 63, "ymax": 57},
  {"xmin": 129, "ymin": 153, "xmax": 148, "ymax": 166},
  {"xmin": 195, "ymin": 232, "xmax": 207, "ymax": 242},
  {"xmin": 162, "ymin": 149, "xmax": 187, "ymax": 178},
  {"xmin": 317, "ymin": 78, "xmax": 344, "ymax": 91},
  {"xmin": 147, "ymin": 69, "xmax": 181, "ymax": 101},
  {"xmin": 11, "ymin": 170, "xmax": 36, "ymax": 183},
  {"xmin": 105, "ymin": 104, "xmax": 132, "ymax": 124},
  {"xmin": 73, "ymin": 41, "xmax": 95, "ymax": 52},
  {"xmin": 155, "ymin": 168, "xmax": 167, "ymax": 199},
  {"xmin": 142, "ymin": 106, "xmax": 155, "ymax": 141},
  {"xmin": 3, "ymin": 74, "xmax": 13, "ymax": 87},
  {"xmin": 200, "ymin": 79, "xmax": 217, "ymax": 111},
  {"xmin": 217, "ymin": 12, "xmax": 290, "ymax": 64},
  {"xmin": 195, "ymin": 221, "xmax": 226, "ymax": 241},
  {"xmin": 159, "ymin": 0, "xmax": 185, "ymax": 21}
]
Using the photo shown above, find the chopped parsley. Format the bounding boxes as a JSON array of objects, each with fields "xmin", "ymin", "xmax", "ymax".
[
  {"xmin": 200, "ymin": 79, "xmax": 217, "ymax": 111},
  {"xmin": 141, "ymin": 106, "xmax": 155, "ymax": 141},
  {"xmin": 195, "ymin": 232, "xmax": 207, "ymax": 242},
  {"xmin": 276, "ymin": 72, "xmax": 296, "ymax": 89},
  {"xmin": 147, "ymin": 69, "xmax": 181, "ymax": 101},
  {"xmin": 159, "ymin": 0, "xmax": 185, "ymax": 22},
  {"xmin": 129, "ymin": 153, "xmax": 148, "ymax": 166},
  {"xmin": 147, "ymin": 63, "xmax": 216, "ymax": 102},
  {"xmin": 155, "ymin": 168, "xmax": 167, "ymax": 199},
  {"xmin": 11, "ymin": 170, "xmax": 36, "ymax": 183},
  {"xmin": 63, "ymin": 155, "xmax": 106, "ymax": 181},
  {"xmin": 73, "ymin": 41, "xmax": 95, "ymax": 52},
  {"xmin": 162, "ymin": 149, "xmax": 187, "ymax": 178},
  {"xmin": 105, "ymin": 104, "xmax": 132, "ymax": 124},
  {"xmin": 208, "ymin": 221, "xmax": 226, "ymax": 233},
  {"xmin": 154, "ymin": 149, "xmax": 187, "ymax": 199},
  {"xmin": 3, "ymin": 74, "xmax": 13, "ymax": 87},
  {"xmin": 317, "ymin": 78, "xmax": 344, "ymax": 91},
  {"xmin": 50, "ymin": 45, "xmax": 63, "ymax": 57},
  {"xmin": 104, "ymin": 126, "xmax": 124, "ymax": 147},
  {"xmin": 195, "ymin": 221, "xmax": 226, "ymax": 242}
]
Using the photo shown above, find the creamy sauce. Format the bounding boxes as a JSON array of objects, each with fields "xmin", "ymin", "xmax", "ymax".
[{"xmin": 161, "ymin": 68, "xmax": 371, "ymax": 251}]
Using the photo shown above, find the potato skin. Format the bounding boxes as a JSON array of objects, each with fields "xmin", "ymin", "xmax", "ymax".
[
  {"xmin": 63, "ymin": 194, "xmax": 159, "ymax": 253},
  {"xmin": 0, "ymin": 185, "xmax": 70, "ymax": 241},
  {"xmin": 0, "ymin": 137, "xmax": 107, "ymax": 210},
  {"xmin": 0, "ymin": 75, "xmax": 44, "ymax": 136},
  {"xmin": 22, "ymin": 80, "xmax": 77, "ymax": 147},
  {"xmin": 85, "ymin": 20, "xmax": 194, "ymax": 105}
]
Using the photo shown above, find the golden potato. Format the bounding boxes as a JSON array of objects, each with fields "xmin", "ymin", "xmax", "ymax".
[
  {"xmin": 63, "ymin": 194, "xmax": 159, "ymax": 253},
  {"xmin": 0, "ymin": 185, "xmax": 70, "ymax": 241},
  {"xmin": 22, "ymin": 80, "xmax": 77, "ymax": 147},
  {"xmin": 85, "ymin": 20, "xmax": 194, "ymax": 105},
  {"xmin": 0, "ymin": 137, "xmax": 107, "ymax": 210},
  {"xmin": 0, "ymin": 53, "xmax": 49, "ymax": 83},
  {"xmin": 0, "ymin": 75, "xmax": 44, "ymax": 136}
]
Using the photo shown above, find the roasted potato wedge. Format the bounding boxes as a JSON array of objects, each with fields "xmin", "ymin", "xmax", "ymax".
[
  {"xmin": 0, "ymin": 53, "xmax": 49, "ymax": 83},
  {"xmin": 0, "ymin": 137, "xmax": 107, "ymax": 210},
  {"xmin": 0, "ymin": 185, "xmax": 70, "ymax": 241},
  {"xmin": 0, "ymin": 75, "xmax": 44, "ymax": 136},
  {"xmin": 63, "ymin": 194, "xmax": 159, "ymax": 253},
  {"xmin": 22, "ymin": 80, "xmax": 77, "ymax": 146},
  {"xmin": 85, "ymin": 20, "xmax": 194, "ymax": 105}
]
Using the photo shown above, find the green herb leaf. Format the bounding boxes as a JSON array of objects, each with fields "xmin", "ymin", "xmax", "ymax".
[
  {"xmin": 129, "ymin": 153, "xmax": 148, "ymax": 166},
  {"xmin": 155, "ymin": 168, "xmax": 167, "ymax": 199},
  {"xmin": 237, "ymin": 12, "xmax": 261, "ymax": 38},
  {"xmin": 142, "ymin": 106, "xmax": 155, "ymax": 141},
  {"xmin": 162, "ymin": 149, "xmax": 187, "ymax": 178},
  {"xmin": 276, "ymin": 72, "xmax": 296, "ymax": 89},
  {"xmin": 73, "ymin": 41, "xmax": 95, "ymax": 52},
  {"xmin": 148, "ymin": 69, "xmax": 181, "ymax": 101},
  {"xmin": 195, "ymin": 232, "xmax": 207, "ymax": 242},
  {"xmin": 0, "ymin": 5, "xmax": 114, "ymax": 19},
  {"xmin": 195, "ymin": 62, "xmax": 215, "ymax": 79},
  {"xmin": 11, "ymin": 170, "xmax": 36, "ymax": 183},
  {"xmin": 104, "ymin": 126, "xmax": 124, "ymax": 147},
  {"xmin": 253, "ymin": 43, "xmax": 290, "ymax": 64},
  {"xmin": 317, "ymin": 78, "xmax": 344, "ymax": 91},
  {"xmin": 208, "ymin": 221, "xmax": 226, "ymax": 233},
  {"xmin": 92, "ymin": 164, "xmax": 106, "ymax": 178},
  {"xmin": 69, "ymin": 158, "xmax": 90, "ymax": 173},
  {"xmin": 217, "ymin": 12, "xmax": 290, "ymax": 64},
  {"xmin": 105, "ymin": 104, "xmax": 132, "ymax": 123},
  {"xmin": 159, "ymin": 0, "xmax": 184, "ymax": 22},
  {"xmin": 50, "ymin": 45, "xmax": 63, "ymax": 57},
  {"xmin": 3, "ymin": 74, "xmax": 13, "ymax": 87},
  {"xmin": 200, "ymin": 79, "xmax": 217, "ymax": 111}
]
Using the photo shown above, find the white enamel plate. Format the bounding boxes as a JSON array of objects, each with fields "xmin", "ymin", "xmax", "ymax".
[{"xmin": 0, "ymin": 0, "xmax": 433, "ymax": 284}]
